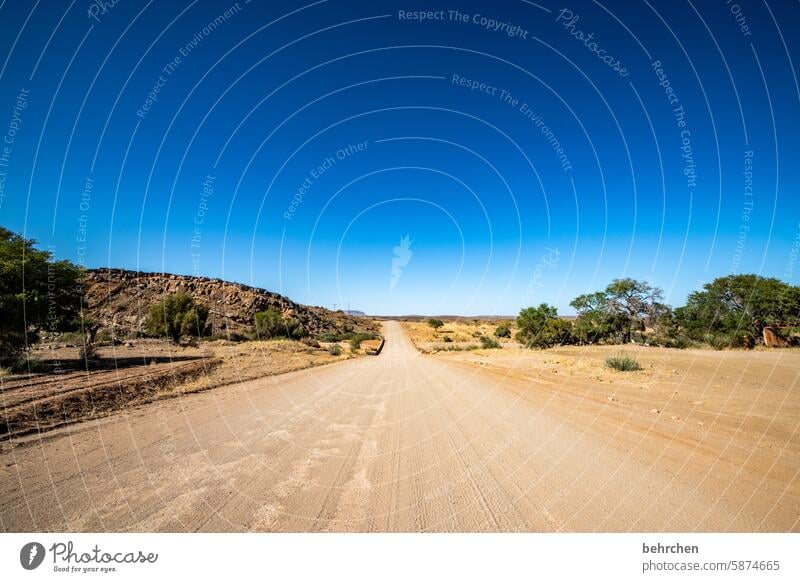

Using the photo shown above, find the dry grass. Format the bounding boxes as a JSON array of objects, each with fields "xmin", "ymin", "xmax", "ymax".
[
  {"xmin": 401, "ymin": 319, "xmax": 517, "ymax": 352},
  {"xmin": 605, "ymin": 352, "xmax": 643, "ymax": 371}
]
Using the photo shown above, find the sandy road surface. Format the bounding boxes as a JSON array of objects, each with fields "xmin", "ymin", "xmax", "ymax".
[{"xmin": 1, "ymin": 322, "xmax": 796, "ymax": 531}]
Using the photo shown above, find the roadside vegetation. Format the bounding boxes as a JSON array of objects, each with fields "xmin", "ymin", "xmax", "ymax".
[
  {"xmin": 146, "ymin": 292, "xmax": 210, "ymax": 343},
  {"xmin": 406, "ymin": 275, "xmax": 800, "ymax": 353},
  {"xmin": 254, "ymin": 306, "xmax": 306, "ymax": 340},
  {"xmin": 515, "ymin": 276, "xmax": 800, "ymax": 351}
]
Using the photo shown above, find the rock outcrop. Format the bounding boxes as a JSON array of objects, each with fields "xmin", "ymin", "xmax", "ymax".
[
  {"xmin": 763, "ymin": 326, "xmax": 789, "ymax": 348},
  {"xmin": 83, "ymin": 268, "xmax": 375, "ymax": 339}
]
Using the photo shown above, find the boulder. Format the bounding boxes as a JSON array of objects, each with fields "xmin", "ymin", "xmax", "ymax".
[{"xmin": 763, "ymin": 327, "xmax": 789, "ymax": 348}]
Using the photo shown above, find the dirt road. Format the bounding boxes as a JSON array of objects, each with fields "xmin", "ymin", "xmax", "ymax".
[{"xmin": 1, "ymin": 322, "xmax": 796, "ymax": 531}]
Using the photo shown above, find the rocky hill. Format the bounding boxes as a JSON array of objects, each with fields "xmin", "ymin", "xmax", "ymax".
[{"xmin": 83, "ymin": 269, "xmax": 376, "ymax": 339}]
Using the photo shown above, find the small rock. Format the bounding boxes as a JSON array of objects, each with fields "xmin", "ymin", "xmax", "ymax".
[
  {"xmin": 670, "ymin": 415, "xmax": 679, "ymax": 421},
  {"xmin": 649, "ymin": 408, "xmax": 660, "ymax": 414}
]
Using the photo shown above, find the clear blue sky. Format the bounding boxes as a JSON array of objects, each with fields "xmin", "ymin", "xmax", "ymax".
[{"xmin": 1, "ymin": 0, "xmax": 798, "ymax": 315}]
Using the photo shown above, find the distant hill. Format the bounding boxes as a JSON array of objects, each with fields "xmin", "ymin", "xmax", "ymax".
[
  {"xmin": 83, "ymin": 269, "xmax": 376, "ymax": 339},
  {"xmin": 344, "ymin": 310, "xmax": 367, "ymax": 316},
  {"xmin": 377, "ymin": 315, "xmax": 517, "ymax": 321}
]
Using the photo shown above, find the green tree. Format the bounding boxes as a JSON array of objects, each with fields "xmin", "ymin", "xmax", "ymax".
[
  {"xmin": 145, "ymin": 293, "xmax": 208, "ymax": 343},
  {"xmin": 569, "ymin": 291, "xmax": 608, "ymax": 315},
  {"xmin": 569, "ymin": 281, "xmax": 665, "ymax": 344},
  {"xmin": 604, "ymin": 278, "xmax": 664, "ymax": 342},
  {"xmin": 0, "ymin": 226, "xmax": 83, "ymax": 364},
  {"xmin": 570, "ymin": 291, "xmax": 619, "ymax": 344},
  {"xmin": 676, "ymin": 275, "xmax": 800, "ymax": 346},
  {"xmin": 254, "ymin": 306, "xmax": 283, "ymax": 339},
  {"xmin": 427, "ymin": 318, "xmax": 444, "ymax": 331},
  {"xmin": 516, "ymin": 304, "xmax": 571, "ymax": 348},
  {"xmin": 254, "ymin": 306, "xmax": 306, "ymax": 339}
]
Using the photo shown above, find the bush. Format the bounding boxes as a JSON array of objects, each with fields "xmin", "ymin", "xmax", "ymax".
[
  {"xmin": 317, "ymin": 331, "xmax": 377, "ymax": 342},
  {"xmin": 254, "ymin": 306, "xmax": 284, "ymax": 339},
  {"xmin": 479, "ymin": 336, "xmax": 500, "ymax": 349},
  {"xmin": 254, "ymin": 306, "xmax": 306, "ymax": 339},
  {"xmin": 647, "ymin": 335, "xmax": 691, "ymax": 349},
  {"xmin": 284, "ymin": 318, "xmax": 306, "ymax": 339},
  {"xmin": 328, "ymin": 344, "xmax": 342, "ymax": 356},
  {"xmin": 145, "ymin": 293, "xmax": 209, "ymax": 343},
  {"xmin": 442, "ymin": 335, "xmax": 453, "ymax": 343},
  {"xmin": 605, "ymin": 353, "xmax": 642, "ymax": 371},
  {"xmin": 516, "ymin": 304, "xmax": 573, "ymax": 348},
  {"xmin": 516, "ymin": 304, "xmax": 556, "ymax": 347},
  {"xmin": 494, "ymin": 323, "xmax": 511, "ymax": 338},
  {"xmin": 427, "ymin": 318, "xmax": 444, "ymax": 331}
]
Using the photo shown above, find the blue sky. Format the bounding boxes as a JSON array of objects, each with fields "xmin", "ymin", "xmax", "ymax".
[{"xmin": 0, "ymin": 0, "xmax": 798, "ymax": 315}]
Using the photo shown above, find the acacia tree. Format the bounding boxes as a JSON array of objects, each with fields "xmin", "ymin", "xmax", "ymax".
[
  {"xmin": 569, "ymin": 281, "xmax": 664, "ymax": 344},
  {"xmin": 427, "ymin": 318, "xmax": 444, "ymax": 332},
  {"xmin": 603, "ymin": 278, "xmax": 665, "ymax": 342},
  {"xmin": 571, "ymin": 302, "xmax": 622, "ymax": 345},
  {"xmin": 0, "ymin": 227, "xmax": 83, "ymax": 365}
]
